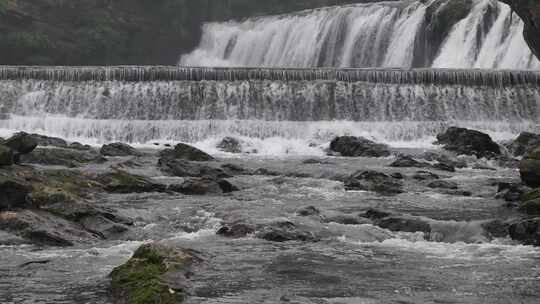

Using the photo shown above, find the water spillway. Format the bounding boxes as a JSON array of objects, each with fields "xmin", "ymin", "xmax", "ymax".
[
  {"xmin": 0, "ymin": 66, "xmax": 538, "ymax": 151},
  {"xmin": 180, "ymin": 0, "xmax": 540, "ymax": 69}
]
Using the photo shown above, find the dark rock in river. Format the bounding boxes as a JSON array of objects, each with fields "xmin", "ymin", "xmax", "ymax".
[
  {"xmin": 496, "ymin": 182, "xmax": 530, "ymax": 202},
  {"xmin": 481, "ymin": 220, "xmax": 510, "ymax": 239},
  {"xmin": 158, "ymin": 158, "xmax": 230, "ymax": 178},
  {"xmin": 509, "ymin": 218, "xmax": 540, "ymax": 247},
  {"xmin": 427, "ymin": 180, "xmax": 458, "ymax": 190},
  {"xmin": 221, "ymin": 163, "xmax": 250, "ymax": 176},
  {"xmin": 100, "ymin": 142, "xmax": 142, "ymax": 157},
  {"xmin": 432, "ymin": 161, "xmax": 456, "ymax": 172},
  {"xmin": 323, "ymin": 214, "xmax": 371, "ymax": 225},
  {"xmin": 0, "ymin": 145, "xmax": 14, "ymax": 166},
  {"xmin": 436, "ymin": 127, "xmax": 501, "ymax": 159},
  {"xmin": 296, "ymin": 206, "xmax": 321, "ymax": 217},
  {"xmin": 519, "ymin": 147, "xmax": 540, "ymax": 187},
  {"xmin": 377, "ymin": 216, "xmax": 431, "ymax": 234},
  {"xmin": 168, "ymin": 177, "xmax": 238, "ymax": 195},
  {"xmin": 159, "ymin": 143, "xmax": 214, "ymax": 161},
  {"xmin": 506, "ymin": 132, "xmax": 540, "ymax": 157},
  {"xmin": 329, "ymin": 136, "xmax": 391, "ymax": 157},
  {"xmin": 217, "ymin": 137, "xmax": 242, "ymax": 153},
  {"xmin": 217, "ymin": 222, "xmax": 256, "ymax": 238},
  {"xmin": 256, "ymin": 221, "xmax": 320, "ymax": 242},
  {"xmin": 110, "ymin": 243, "xmax": 198, "ymax": 304},
  {"xmin": 390, "ymin": 155, "xmax": 429, "ymax": 168},
  {"xmin": 68, "ymin": 142, "xmax": 92, "ymax": 151},
  {"xmin": 30, "ymin": 134, "xmax": 68, "ymax": 148},
  {"xmin": 344, "ymin": 170, "xmax": 403, "ymax": 195},
  {"xmin": 3, "ymin": 132, "xmax": 39, "ymax": 155},
  {"xmin": 0, "ymin": 171, "xmax": 32, "ymax": 210},
  {"xmin": 412, "ymin": 171, "xmax": 440, "ymax": 181},
  {"xmin": 97, "ymin": 170, "xmax": 166, "ymax": 194},
  {"xmin": 20, "ymin": 147, "xmax": 106, "ymax": 167}
]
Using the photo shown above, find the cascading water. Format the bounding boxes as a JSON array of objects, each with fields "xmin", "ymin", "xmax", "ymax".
[
  {"xmin": 0, "ymin": 66, "xmax": 538, "ymax": 151},
  {"xmin": 180, "ymin": 0, "xmax": 540, "ymax": 69}
]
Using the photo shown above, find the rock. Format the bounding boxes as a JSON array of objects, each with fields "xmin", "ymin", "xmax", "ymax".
[
  {"xmin": 97, "ymin": 170, "xmax": 166, "ymax": 194},
  {"xmin": 3, "ymin": 132, "xmax": 38, "ymax": 162},
  {"xmin": 329, "ymin": 136, "xmax": 391, "ymax": 157},
  {"xmin": 100, "ymin": 142, "xmax": 142, "ymax": 157},
  {"xmin": 168, "ymin": 177, "xmax": 238, "ymax": 195},
  {"xmin": 0, "ymin": 172, "xmax": 33, "ymax": 210},
  {"xmin": 110, "ymin": 243, "xmax": 198, "ymax": 304},
  {"xmin": 361, "ymin": 209, "xmax": 392, "ymax": 220},
  {"xmin": 256, "ymin": 221, "xmax": 320, "ymax": 242},
  {"xmin": 0, "ymin": 231, "xmax": 29, "ymax": 246},
  {"xmin": 390, "ymin": 155, "xmax": 429, "ymax": 168},
  {"xmin": 472, "ymin": 163, "xmax": 496, "ymax": 171},
  {"xmin": 30, "ymin": 134, "xmax": 68, "ymax": 148},
  {"xmin": 521, "ymin": 188, "xmax": 540, "ymax": 202},
  {"xmin": 495, "ymin": 182, "xmax": 530, "ymax": 202},
  {"xmin": 344, "ymin": 170, "xmax": 403, "ymax": 195},
  {"xmin": 390, "ymin": 172, "xmax": 404, "ymax": 179},
  {"xmin": 519, "ymin": 199, "xmax": 540, "ymax": 216},
  {"xmin": 506, "ymin": 132, "xmax": 540, "ymax": 157},
  {"xmin": 435, "ymin": 127, "xmax": 501, "ymax": 159},
  {"xmin": 158, "ymin": 158, "xmax": 230, "ymax": 178},
  {"xmin": 252, "ymin": 168, "xmax": 282, "ymax": 176},
  {"xmin": 412, "ymin": 171, "xmax": 440, "ymax": 181},
  {"xmin": 427, "ymin": 180, "xmax": 458, "ymax": 189},
  {"xmin": 217, "ymin": 223, "xmax": 255, "ymax": 238},
  {"xmin": 296, "ymin": 206, "xmax": 321, "ymax": 217},
  {"xmin": 377, "ymin": 216, "xmax": 431, "ymax": 234},
  {"xmin": 0, "ymin": 145, "xmax": 14, "ymax": 166},
  {"xmin": 323, "ymin": 214, "xmax": 371, "ymax": 225},
  {"xmin": 217, "ymin": 137, "xmax": 242, "ymax": 153},
  {"xmin": 159, "ymin": 143, "xmax": 214, "ymax": 161},
  {"xmin": 519, "ymin": 147, "xmax": 540, "ymax": 187},
  {"xmin": 509, "ymin": 218, "xmax": 540, "ymax": 246},
  {"xmin": 79, "ymin": 215, "xmax": 129, "ymax": 239},
  {"xmin": 481, "ymin": 220, "xmax": 510, "ymax": 239},
  {"xmin": 431, "ymin": 162, "xmax": 456, "ymax": 172},
  {"xmin": 68, "ymin": 142, "xmax": 92, "ymax": 151},
  {"xmin": 420, "ymin": 152, "xmax": 467, "ymax": 168},
  {"xmin": 302, "ymin": 158, "xmax": 332, "ymax": 165},
  {"xmin": 221, "ymin": 163, "xmax": 250, "ymax": 175},
  {"xmin": 20, "ymin": 147, "xmax": 106, "ymax": 167}
]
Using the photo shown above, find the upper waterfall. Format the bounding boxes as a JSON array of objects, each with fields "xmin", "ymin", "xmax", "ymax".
[{"xmin": 180, "ymin": 0, "xmax": 540, "ymax": 69}]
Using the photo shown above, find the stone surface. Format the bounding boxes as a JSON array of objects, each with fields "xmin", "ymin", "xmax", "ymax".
[
  {"xmin": 344, "ymin": 170, "xmax": 403, "ymax": 195},
  {"xmin": 20, "ymin": 147, "xmax": 106, "ymax": 167},
  {"xmin": 158, "ymin": 158, "xmax": 230, "ymax": 178},
  {"xmin": 100, "ymin": 142, "xmax": 142, "ymax": 157},
  {"xmin": 329, "ymin": 136, "xmax": 391, "ymax": 157},
  {"xmin": 519, "ymin": 147, "xmax": 540, "ymax": 187},
  {"xmin": 168, "ymin": 177, "xmax": 238, "ymax": 195},
  {"xmin": 97, "ymin": 170, "xmax": 166, "ymax": 194},
  {"xmin": 436, "ymin": 127, "xmax": 501, "ymax": 159},
  {"xmin": 0, "ymin": 144, "xmax": 14, "ymax": 166},
  {"xmin": 159, "ymin": 143, "xmax": 214, "ymax": 162},
  {"xmin": 217, "ymin": 137, "xmax": 242, "ymax": 153}
]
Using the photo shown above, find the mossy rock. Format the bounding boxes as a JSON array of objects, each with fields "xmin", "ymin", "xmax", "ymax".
[
  {"xmin": 110, "ymin": 243, "xmax": 196, "ymax": 304},
  {"xmin": 97, "ymin": 170, "xmax": 166, "ymax": 194},
  {"xmin": 520, "ymin": 199, "xmax": 540, "ymax": 216},
  {"xmin": 27, "ymin": 187, "xmax": 77, "ymax": 207},
  {"xmin": 522, "ymin": 188, "xmax": 540, "ymax": 202}
]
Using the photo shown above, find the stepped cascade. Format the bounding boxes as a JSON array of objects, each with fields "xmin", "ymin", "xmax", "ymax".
[{"xmin": 180, "ymin": 0, "xmax": 540, "ymax": 69}]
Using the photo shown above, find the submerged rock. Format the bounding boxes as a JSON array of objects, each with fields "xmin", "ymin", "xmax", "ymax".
[
  {"xmin": 412, "ymin": 171, "xmax": 440, "ymax": 181},
  {"xmin": 506, "ymin": 132, "xmax": 540, "ymax": 157},
  {"xmin": 0, "ymin": 145, "xmax": 14, "ymax": 166},
  {"xmin": 168, "ymin": 177, "xmax": 238, "ymax": 195},
  {"xmin": 20, "ymin": 147, "xmax": 106, "ymax": 167},
  {"xmin": 109, "ymin": 243, "xmax": 199, "ymax": 304},
  {"xmin": 296, "ymin": 206, "xmax": 321, "ymax": 217},
  {"xmin": 159, "ymin": 143, "xmax": 214, "ymax": 161},
  {"xmin": 427, "ymin": 180, "xmax": 458, "ymax": 190},
  {"xmin": 344, "ymin": 170, "xmax": 403, "ymax": 195},
  {"xmin": 256, "ymin": 221, "xmax": 320, "ymax": 242},
  {"xmin": 158, "ymin": 158, "xmax": 230, "ymax": 178},
  {"xmin": 360, "ymin": 209, "xmax": 431, "ymax": 235},
  {"xmin": 519, "ymin": 147, "xmax": 540, "ymax": 187},
  {"xmin": 217, "ymin": 137, "xmax": 242, "ymax": 153},
  {"xmin": 217, "ymin": 223, "xmax": 255, "ymax": 238},
  {"xmin": 435, "ymin": 127, "xmax": 501, "ymax": 159},
  {"xmin": 100, "ymin": 142, "xmax": 142, "ymax": 157},
  {"xmin": 329, "ymin": 136, "xmax": 391, "ymax": 157},
  {"xmin": 496, "ymin": 182, "xmax": 530, "ymax": 202},
  {"xmin": 509, "ymin": 218, "xmax": 540, "ymax": 246},
  {"xmin": 390, "ymin": 155, "xmax": 429, "ymax": 168}
]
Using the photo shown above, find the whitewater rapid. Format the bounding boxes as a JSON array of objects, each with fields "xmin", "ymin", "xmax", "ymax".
[{"xmin": 180, "ymin": 0, "xmax": 540, "ymax": 69}]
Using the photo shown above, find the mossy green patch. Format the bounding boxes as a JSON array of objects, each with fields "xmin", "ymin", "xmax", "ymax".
[
  {"xmin": 522, "ymin": 188, "xmax": 540, "ymax": 202},
  {"xmin": 519, "ymin": 198, "xmax": 540, "ymax": 216}
]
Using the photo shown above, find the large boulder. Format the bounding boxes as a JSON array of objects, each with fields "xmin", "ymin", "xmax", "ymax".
[
  {"xmin": 435, "ymin": 127, "xmax": 501, "ymax": 159},
  {"xmin": 495, "ymin": 182, "xmax": 531, "ymax": 202},
  {"xmin": 100, "ymin": 142, "xmax": 142, "ymax": 157},
  {"xmin": 506, "ymin": 132, "xmax": 540, "ymax": 157},
  {"xmin": 20, "ymin": 147, "xmax": 106, "ymax": 167},
  {"xmin": 168, "ymin": 177, "xmax": 238, "ymax": 195},
  {"xmin": 519, "ymin": 147, "xmax": 540, "ymax": 187},
  {"xmin": 509, "ymin": 218, "xmax": 540, "ymax": 246},
  {"xmin": 390, "ymin": 155, "xmax": 430, "ymax": 168},
  {"xmin": 361, "ymin": 209, "xmax": 431, "ymax": 234},
  {"xmin": 159, "ymin": 143, "xmax": 214, "ymax": 161},
  {"xmin": 3, "ymin": 132, "xmax": 38, "ymax": 162},
  {"xmin": 256, "ymin": 221, "xmax": 320, "ymax": 242},
  {"xmin": 329, "ymin": 136, "xmax": 391, "ymax": 157},
  {"xmin": 344, "ymin": 170, "xmax": 403, "ymax": 195},
  {"xmin": 109, "ymin": 243, "xmax": 199, "ymax": 304},
  {"xmin": 97, "ymin": 170, "xmax": 166, "ymax": 194},
  {"xmin": 30, "ymin": 134, "xmax": 68, "ymax": 148},
  {"xmin": 217, "ymin": 137, "xmax": 242, "ymax": 154},
  {"xmin": 158, "ymin": 158, "xmax": 230, "ymax": 178},
  {"xmin": 0, "ymin": 145, "xmax": 14, "ymax": 166},
  {"xmin": 0, "ymin": 173, "xmax": 32, "ymax": 210}
]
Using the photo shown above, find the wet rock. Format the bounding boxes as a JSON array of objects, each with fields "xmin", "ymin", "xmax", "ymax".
[
  {"xmin": 520, "ymin": 199, "xmax": 540, "ymax": 216},
  {"xmin": 506, "ymin": 132, "xmax": 540, "ymax": 157},
  {"xmin": 412, "ymin": 171, "xmax": 440, "ymax": 181},
  {"xmin": 496, "ymin": 182, "xmax": 530, "ymax": 202},
  {"xmin": 302, "ymin": 158, "xmax": 333, "ymax": 165},
  {"xmin": 20, "ymin": 147, "xmax": 106, "ymax": 167},
  {"xmin": 217, "ymin": 137, "xmax": 242, "ymax": 153},
  {"xmin": 100, "ymin": 142, "xmax": 142, "ymax": 157},
  {"xmin": 519, "ymin": 147, "xmax": 540, "ymax": 187},
  {"xmin": 3, "ymin": 132, "xmax": 38, "ymax": 155},
  {"xmin": 296, "ymin": 206, "xmax": 321, "ymax": 217},
  {"xmin": 344, "ymin": 170, "xmax": 403, "ymax": 195},
  {"xmin": 377, "ymin": 216, "xmax": 431, "ymax": 234},
  {"xmin": 68, "ymin": 142, "xmax": 92, "ymax": 151},
  {"xmin": 323, "ymin": 214, "xmax": 371, "ymax": 225},
  {"xmin": 0, "ymin": 172, "xmax": 32, "ymax": 210},
  {"xmin": 420, "ymin": 151, "xmax": 467, "ymax": 168},
  {"xmin": 159, "ymin": 143, "xmax": 214, "ymax": 161},
  {"xmin": 217, "ymin": 223, "xmax": 255, "ymax": 238},
  {"xmin": 362, "ymin": 209, "xmax": 392, "ymax": 220},
  {"xmin": 509, "ymin": 218, "xmax": 540, "ymax": 246},
  {"xmin": 439, "ymin": 189, "xmax": 472, "ymax": 197},
  {"xmin": 0, "ymin": 210, "xmax": 98, "ymax": 246},
  {"xmin": 329, "ymin": 136, "xmax": 391, "ymax": 157},
  {"xmin": 256, "ymin": 221, "xmax": 320, "ymax": 242},
  {"xmin": 435, "ymin": 127, "xmax": 501, "ymax": 159},
  {"xmin": 30, "ymin": 134, "xmax": 68, "ymax": 148},
  {"xmin": 472, "ymin": 163, "xmax": 496, "ymax": 171},
  {"xmin": 427, "ymin": 180, "xmax": 458, "ymax": 189},
  {"xmin": 252, "ymin": 168, "xmax": 282, "ymax": 176},
  {"xmin": 97, "ymin": 170, "xmax": 166, "ymax": 194},
  {"xmin": 495, "ymin": 155, "xmax": 520, "ymax": 169},
  {"xmin": 0, "ymin": 145, "xmax": 14, "ymax": 166},
  {"xmin": 390, "ymin": 155, "xmax": 429, "ymax": 168},
  {"xmin": 79, "ymin": 215, "xmax": 129, "ymax": 239},
  {"xmin": 110, "ymin": 243, "xmax": 198, "ymax": 304},
  {"xmin": 390, "ymin": 172, "xmax": 404, "ymax": 179},
  {"xmin": 431, "ymin": 161, "xmax": 456, "ymax": 172},
  {"xmin": 0, "ymin": 231, "xmax": 29, "ymax": 246},
  {"xmin": 158, "ymin": 158, "xmax": 230, "ymax": 178},
  {"xmin": 221, "ymin": 163, "xmax": 250, "ymax": 175},
  {"xmin": 481, "ymin": 220, "xmax": 510, "ymax": 239},
  {"xmin": 168, "ymin": 177, "xmax": 238, "ymax": 195}
]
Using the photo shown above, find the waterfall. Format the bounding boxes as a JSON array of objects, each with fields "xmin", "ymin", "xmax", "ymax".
[
  {"xmin": 180, "ymin": 0, "xmax": 540, "ymax": 69},
  {"xmin": 0, "ymin": 66, "xmax": 538, "ymax": 147}
]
